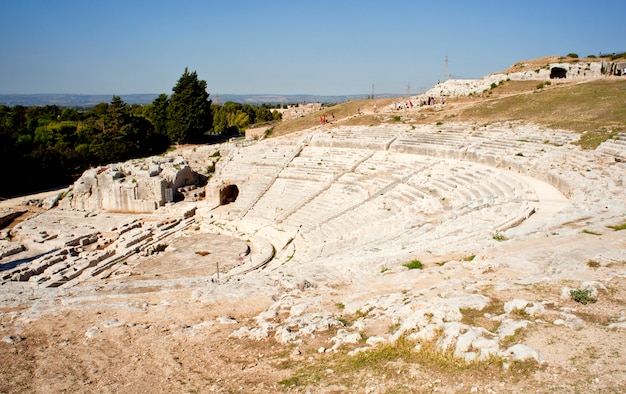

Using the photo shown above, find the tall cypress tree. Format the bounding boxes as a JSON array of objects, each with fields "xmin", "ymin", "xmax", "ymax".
[
  {"xmin": 166, "ymin": 68, "xmax": 213, "ymax": 143},
  {"xmin": 149, "ymin": 93, "xmax": 169, "ymax": 137}
]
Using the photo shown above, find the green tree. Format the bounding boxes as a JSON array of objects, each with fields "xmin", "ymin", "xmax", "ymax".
[
  {"xmin": 60, "ymin": 107, "xmax": 80, "ymax": 121},
  {"xmin": 148, "ymin": 93, "xmax": 169, "ymax": 137},
  {"xmin": 166, "ymin": 68, "xmax": 213, "ymax": 143},
  {"xmin": 231, "ymin": 110, "xmax": 250, "ymax": 131},
  {"xmin": 105, "ymin": 95, "xmax": 129, "ymax": 134}
]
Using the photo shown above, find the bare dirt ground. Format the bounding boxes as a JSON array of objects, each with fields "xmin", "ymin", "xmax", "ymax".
[{"xmin": 1, "ymin": 209, "xmax": 624, "ymax": 393}]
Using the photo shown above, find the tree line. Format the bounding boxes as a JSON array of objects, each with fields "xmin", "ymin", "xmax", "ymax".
[{"xmin": 0, "ymin": 69, "xmax": 281, "ymax": 198}]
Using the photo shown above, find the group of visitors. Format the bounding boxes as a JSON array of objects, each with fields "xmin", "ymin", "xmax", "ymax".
[
  {"xmin": 393, "ymin": 101, "xmax": 414, "ymax": 111},
  {"xmin": 420, "ymin": 95, "xmax": 446, "ymax": 106},
  {"xmin": 319, "ymin": 114, "xmax": 335, "ymax": 124},
  {"xmin": 391, "ymin": 95, "xmax": 447, "ymax": 112}
]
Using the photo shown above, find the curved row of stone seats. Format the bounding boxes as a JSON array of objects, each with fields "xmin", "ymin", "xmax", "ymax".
[
  {"xmin": 280, "ymin": 159, "xmax": 427, "ymax": 232},
  {"xmin": 384, "ymin": 183, "xmax": 432, "ymax": 208},
  {"xmin": 297, "ymin": 208, "xmax": 435, "ymax": 265},
  {"xmin": 296, "ymin": 190, "xmax": 433, "ymax": 255},
  {"xmin": 206, "ymin": 123, "xmax": 607, "ymax": 270},
  {"xmin": 229, "ymin": 140, "xmax": 303, "ymax": 168},
  {"xmin": 311, "ymin": 126, "xmax": 398, "ymax": 150},
  {"xmin": 548, "ymin": 147, "xmax": 599, "ymax": 170},
  {"xmin": 208, "ymin": 139, "xmax": 309, "ymax": 220},
  {"xmin": 295, "ymin": 146, "xmax": 373, "ymax": 169},
  {"xmin": 450, "ymin": 170, "xmax": 517, "ymax": 203},
  {"xmin": 296, "ymin": 201, "xmax": 405, "ymax": 260},
  {"xmin": 493, "ymin": 202, "xmax": 537, "ymax": 233},
  {"xmin": 287, "ymin": 170, "xmax": 534, "ymax": 265},
  {"xmin": 468, "ymin": 140, "xmax": 524, "ymax": 158},
  {"xmin": 526, "ymin": 147, "xmax": 616, "ymax": 199},
  {"xmin": 239, "ymin": 147, "xmax": 373, "ymax": 223},
  {"xmin": 391, "ymin": 138, "xmax": 464, "ymax": 159},
  {"xmin": 209, "ymin": 170, "xmax": 280, "ymax": 220},
  {"xmin": 399, "ymin": 130, "xmax": 469, "ymax": 150},
  {"xmin": 278, "ymin": 165, "xmax": 336, "ymax": 182},
  {"xmin": 355, "ymin": 151, "xmax": 433, "ymax": 180},
  {"xmin": 282, "ymin": 180, "xmax": 373, "ymax": 231},
  {"xmin": 227, "ymin": 234, "xmax": 275, "ymax": 276},
  {"xmin": 273, "ymin": 152, "xmax": 533, "ymax": 245},
  {"xmin": 597, "ymin": 133, "xmax": 626, "ymax": 161},
  {"xmin": 245, "ymin": 178, "xmax": 326, "ymax": 223}
]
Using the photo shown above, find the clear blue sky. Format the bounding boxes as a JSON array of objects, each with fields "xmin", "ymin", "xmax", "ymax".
[{"xmin": 1, "ymin": 0, "xmax": 624, "ymax": 96}]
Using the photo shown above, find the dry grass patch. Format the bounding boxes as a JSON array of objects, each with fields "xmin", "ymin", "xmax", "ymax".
[
  {"xmin": 460, "ymin": 299, "xmax": 505, "ymax": 332},
  {"xmin": 457, "ymin": 79, "xmax": 626, "ymax": 139},
  {"xmin": 278, "ymin": 335, "xmax": 541, "ymax": 390},
  {"xmin": 339, "ymin": 113, "xmax": 383, "ymax": 126},
  {"xmin": 271, "ymin": 98, "xmax": 397, "ymax": 137},
  {"xmin": 489, "ymin": 80, "xmax": 546, "ymax": 95},
  {"xmin": 267, "ymin": 77, "xmax": 625, "ymax": 147}
]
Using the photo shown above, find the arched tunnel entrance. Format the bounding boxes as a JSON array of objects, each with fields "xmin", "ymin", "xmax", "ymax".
[{"xmin": 220, "ymin": 184, "xmax": 239, "ymax": 205}]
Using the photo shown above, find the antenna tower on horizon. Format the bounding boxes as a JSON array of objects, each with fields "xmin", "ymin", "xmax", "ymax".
[
  {"xmin": 443, "ymin": 55, "xmax": 449, "ymax": 81},
  {"xmin": 407, "ymin": 82, "xmax": 411, "ymax": 98}
]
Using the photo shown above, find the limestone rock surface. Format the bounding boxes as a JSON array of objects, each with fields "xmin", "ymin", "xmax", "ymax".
[{"xmin": 60, "ymin": 155, "xmax": 199, "ymax": 213}]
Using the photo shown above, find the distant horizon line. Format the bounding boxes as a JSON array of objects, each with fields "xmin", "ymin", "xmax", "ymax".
[
  {"xmin": 0, "ymin": 92, "xmax": 411, "ymax": 97},
  {"xmin": 0, "ymin": 92, "xmax": 413, "ymax": 107}
]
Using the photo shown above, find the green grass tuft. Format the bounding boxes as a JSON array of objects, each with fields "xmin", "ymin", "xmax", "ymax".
[
  {"xmin": 608, "ymin": 221, "xmax": 626, "ymax": 231},
  {"xmin": 403, "ymin": 259, "xmax": 423, "ymax": 270}
]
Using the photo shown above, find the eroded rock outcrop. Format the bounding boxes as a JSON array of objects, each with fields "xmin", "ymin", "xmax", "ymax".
[
  {"xmin": 60, "ymin": 156, "xmax": 200, "ymax": 213},
  {"xmin": 425, "ymin": 60, "xmax": 606, "ymax": 98}
]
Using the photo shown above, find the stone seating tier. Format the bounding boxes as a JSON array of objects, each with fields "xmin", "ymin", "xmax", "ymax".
[{"xmin": 203, "ymin": 123, "xmax": 584, "ymax": 269}]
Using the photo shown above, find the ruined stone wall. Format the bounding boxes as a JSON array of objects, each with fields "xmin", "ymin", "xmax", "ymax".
[
  {"xmin": 426, "ymin": 61, "xmax": 606, "ymax": 98},
  {"xmin": 60, "ymin": 156, "xmax": 199, "ymax": 213},
  {"xmin": 279, "ymin": 103, "xmax": 322, "ymax": 121}
]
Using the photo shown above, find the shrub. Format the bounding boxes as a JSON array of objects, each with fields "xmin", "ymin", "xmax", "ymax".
[
  {"xmin": 566, "ymin": 53, "xmax": 579, "ymax": 58},
  {"xmin": 492, "ymin": 233, "xmax": 508, "ymax": 241},
  {"xmin": 536, "ymin": 82, "xmax": 544, "ymax": 90},
  {"xmin": 586, "ymin": 260, "xmax": 600, "ymax": 268},
  {"xmin": 403, "ymin": 259, "xmax": 423, "ymax": 270},
  {"xmin": 610, "ymin": 52, "xmax": 626, "ymax": 60},
  {"xmin": 570, "ymin": 289, "xmax": 597, "ymax": 304},
  {"xmin": 608, "ymin": 221, "xmax": 626, "ymax": 231},
  {"xmin": 490, "ymin": 82, "xmax": 498, "ymax": 89}
]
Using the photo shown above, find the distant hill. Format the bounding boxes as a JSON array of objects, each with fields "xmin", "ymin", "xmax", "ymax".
[
  {"xmin": 0, "ymin": 94, "xmax": 159, "ymax": 107},
  {"xmin": 214, "ymin": 93, "xmax": 405, "ymax": 105},
  {"xmin": 0, "ymin": 93, "xmax": 405, "ymax": 107}
]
